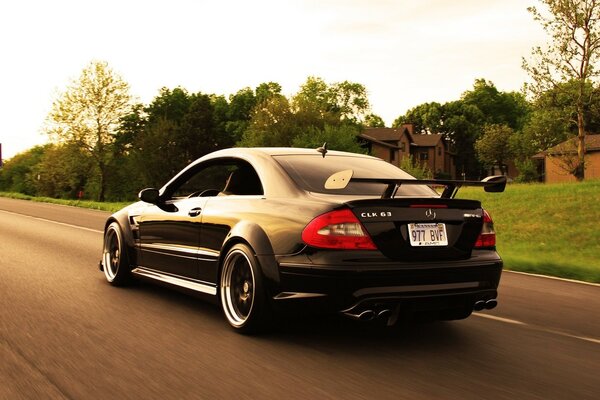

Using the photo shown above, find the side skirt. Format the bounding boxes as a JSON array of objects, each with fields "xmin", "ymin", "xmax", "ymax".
[{"xmin": 131, "ymin": 267, "xmax": 217, "ymax": 296}]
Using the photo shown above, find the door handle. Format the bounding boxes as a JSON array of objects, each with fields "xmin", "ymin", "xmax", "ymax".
[{"xmin": 188, "ymin": 208, "xmax": 202, "ymax": 217}]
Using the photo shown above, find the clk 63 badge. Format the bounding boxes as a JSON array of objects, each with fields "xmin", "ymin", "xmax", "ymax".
[{"xmin": 360, "ymin": 211, "xmax": 392, "ymax": 218}]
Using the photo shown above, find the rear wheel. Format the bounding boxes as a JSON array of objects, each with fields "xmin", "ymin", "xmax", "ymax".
[
  {"xmin": 102, "ymin": 222, "xmax": 131, "ymax": 286},
  {"xmin": 220, "ymin": 243, "xmax": 270, "ymax": 333}
]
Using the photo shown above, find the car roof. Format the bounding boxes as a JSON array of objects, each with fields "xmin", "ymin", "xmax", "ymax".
[{"xmin": 206, "ymin": 147, "xmax": 379, "ymax": 159}]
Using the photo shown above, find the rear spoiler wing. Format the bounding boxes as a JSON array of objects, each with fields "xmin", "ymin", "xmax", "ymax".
[{"xmin": 325, "ymin": 170, "xmax": 506, "ymax": 199}]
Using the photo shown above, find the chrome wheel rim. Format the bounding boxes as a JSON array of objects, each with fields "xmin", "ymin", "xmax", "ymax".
[
  {"xmin": 221, "ymin": 249, "xmax": 255, "ymax": 327},
  {"xmin": 103, "ymin": 227, "xmax": 120, "ymax": 281}
]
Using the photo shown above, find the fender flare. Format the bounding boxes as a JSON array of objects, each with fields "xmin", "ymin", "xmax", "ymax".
[
  {"xmin": 104, "ymin": 212, "xmax": 137, "ymax": 267},
  {"xmin": 220, "ymin": 221, "xmax": 280, "ymax": 293}
]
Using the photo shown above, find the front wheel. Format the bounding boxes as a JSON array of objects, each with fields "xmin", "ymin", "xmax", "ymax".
[
  {"xmin": 102, "ymin": 222, "xmax": 131, "ymax": 286},
  {"xmin": 220, "ymin": 243, "xmax": 270, "ymax": 333}
]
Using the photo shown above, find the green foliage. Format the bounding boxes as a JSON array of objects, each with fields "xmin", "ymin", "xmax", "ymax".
[
  {"xmin": 393, "ymin": 80, "xmax": 530, "ymax": 179},
  {"xmin": 240, "ymin": 76, "xmax": 371, "ymax": 149},
  {"xmin": 475, "ymin": 124, "xmax": 516, "ymax": 174},
  {"xmin": 393, "ymin": 102, "xmax": 444, "ymax": 133},
  {"xmin": 0, "ymin": 146, "xmax": 47, "ymax": 195},
  {"xmin": 513, "ymin": 159, "xmax": 540, "ymax": 183},
  {"xmin": 523, "ymin": 0, "xmax": 600, "ymax": 180},
  {"xmin": 0, "ymin": 192, "xmax": 129, "ymax": 213},
  {"xmin": 292, "ymin": 76, "xmax": 371, "ymax": 127},
  {"xmin": 363, "ymin": 113, "xmax": 385, "ymax": 127},
  {"xmin": 239, "ymin": 95, "xmax": 297, "ymax": 147},
  {"xmin": 518, "ymin": 81, "xmax": 600, "ymax": 162},
  {"xmin": 45, "ymin": 60, "xmax": 133, "ymax": 201},
  {"xmin": 291, "ymin": 124, "xmax": 366, "ymax": 154},
  {"xmin": 33, "ymin": 143, "xmax": 92, "ymax": 198},
  {"xmin": 462, "ymin": 79, "xmax": 529, "ymax": 130},
  {"xmin": 398, "ymin": 154, "xmax": 433, "ymax": 179}
]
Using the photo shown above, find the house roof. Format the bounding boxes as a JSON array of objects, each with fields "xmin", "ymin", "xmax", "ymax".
[
  {"xmin": 532, "ymin": 134, "xmax": 600, "ymax": 159},
  {"xmin": 362, "ymin": 127, "xmax": 407, "ymax": 142},
  {"xmin": 358, "ymin": 133, "xmax": 399, "ymax": 149},
  {"xmin": 411, "ymin": 134, "xmax": 443, "ymax": 147}
]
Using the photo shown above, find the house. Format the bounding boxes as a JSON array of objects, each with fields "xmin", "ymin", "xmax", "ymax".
[
  {"xmin": 359, "ymin": 124, "xmax": 456, "ymax": 178},
  {"xmin": 532, "ymin": 134, "xmax": 600, "ymax": 183}
]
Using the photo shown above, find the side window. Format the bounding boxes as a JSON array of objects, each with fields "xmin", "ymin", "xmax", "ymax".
[
  {"xmin": 170, "ymin": 160, "xmax": 263, "ymax": 198},
  {"xmin": 221, "ymin": 163, "xmax": 263, "ymax": 195},
  {"xmin": 172, "ymin": 164, "xmax": 235, "ymax": 198}
]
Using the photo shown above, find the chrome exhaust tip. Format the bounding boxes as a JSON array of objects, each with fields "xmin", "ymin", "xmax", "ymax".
[
  {"xmin": 473, "ymin": 300, "xmax": 486, "ymax": 311},
  {"xmin": 484, "ymin": 299, "xmax": 498, "ymax": 310},
  {"xmin": 358, "ymin": 310, "xmax": 376, "ymax": 321},
  {"xmin": 377, "ymin": 309, "xmax": 392, "ymax": 319}
]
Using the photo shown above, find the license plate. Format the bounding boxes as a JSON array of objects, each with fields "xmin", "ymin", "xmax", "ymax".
[{"xmin": 408, "ymin": 223, "xmax": 448, "ymax": 247}]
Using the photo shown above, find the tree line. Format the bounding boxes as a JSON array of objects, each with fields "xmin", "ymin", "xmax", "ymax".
[
  {"xmin": 0, "ymin": 67, "xmax": 598, "ymax": 202},
  {"xmin": 0, "ymin": 65, "xmax": 380, "ymax": 201},
  {"xmin": 2, "ymin": 0, "xmax": 600, "ymax": 200}
]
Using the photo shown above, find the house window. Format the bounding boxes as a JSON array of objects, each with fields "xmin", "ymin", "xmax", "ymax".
[
  {"xmin": 390, "ymin": 149, "xmax": 396, "ymax": 162},
  {"xmin": 420, "ymin": 152, "xmax": 428, "ymax": 161}
]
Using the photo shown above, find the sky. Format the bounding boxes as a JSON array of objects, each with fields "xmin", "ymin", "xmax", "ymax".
[{"xmin": 0, "ymin": 0, "xmax": 547, "ymax": 160}]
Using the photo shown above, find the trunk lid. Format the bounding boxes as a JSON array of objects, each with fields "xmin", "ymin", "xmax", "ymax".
[{"xmin": 347, "ymin": 198, "xmax": 484, "ymax": 261}]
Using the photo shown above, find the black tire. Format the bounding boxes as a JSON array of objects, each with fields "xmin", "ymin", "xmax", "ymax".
[
  {"xmin": 219, "ymin": 243, "xmax": 270, "ymax": 333},
  {"xmin": 102, "ymin": 222, "xmax": 131, "ymax": 286}
]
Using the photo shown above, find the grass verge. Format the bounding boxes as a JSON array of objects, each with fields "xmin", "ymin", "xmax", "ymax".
[
  {"xmin": 459, "ymin": 180, "xmax": 600, "ymax": 283},
  {"xmin": 0, "ymin": 192, "xmax": 129, "ymax": 213}
]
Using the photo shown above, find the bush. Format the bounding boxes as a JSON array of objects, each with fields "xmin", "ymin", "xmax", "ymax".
[
  {"xmin": 399, "ymin": 155, "xmax": 433, "ymax": 179},
  {"xmin": 514, "ymin": 159, "xmax": 540, "ymax": 183}
]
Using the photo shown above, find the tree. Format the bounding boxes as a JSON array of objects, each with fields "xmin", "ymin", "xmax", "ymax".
[
  {"xmin": 462, "ymin": 79, "xmax": 530, "ymax": 130},
  {"xmin": 475, "ymin": 124, "xmax": 516, "ymax": 175},
  {"xmin": 292, "ymin": 124, "xmax": 366, "ymax": 154},
  {"xmin": 392, "ymin": 102, "xmax": 444, "ymax": 133},
  {"xmin": 363, "ymin": 113, "xmax": 386, "ymax": 127},
  {"xmin": 46, "ymin": 60, "xmax": 132, "ymax": 200},
  {"xmin": 224, "ymin": 88, "xmax": 257, "ymax": 144},
  {"xmin": 392, "ymin": 80, "xmax": 530, "ymax": 178},
  {"xmin": 0, "ymin": 146, "xmax": 47, "ymax": 195},
  {"xmin": 292, "ymin": 76, "xmax": 339, "ymax": 129},
  {"xmin": 329, "ymin": 80, "xmax": 371, "ymax": 123},
  {"xmin": 292, "ymin": 77, "xmax": 371, "ymax": 128},
  {"xmin": 33, "ymin": 143, "xmax": 92, "ymax": 198},
  {"xmin": 523, "ymin": 0, "xmax": 600, "ymax": 180},
  {"xmin": 239, "ymin": 94, "xmax": 297, "ymax": 147},
  {"xmin": 393, "ymin": 99, "xmax": 485, "ymax": 178}
]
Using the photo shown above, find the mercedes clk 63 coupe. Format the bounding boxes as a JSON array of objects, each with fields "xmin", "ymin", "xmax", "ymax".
[{"xmin": 100, "ymin": 147, "xmax": 505, "ymax": 333}]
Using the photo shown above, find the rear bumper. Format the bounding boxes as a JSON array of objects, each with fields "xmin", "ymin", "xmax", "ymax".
[{"xmin": 270, "ymin": 251, "xmax": 502, "ymax": 315}]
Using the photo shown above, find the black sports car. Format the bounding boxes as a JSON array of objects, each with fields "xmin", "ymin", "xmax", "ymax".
[{"xmin": 100, "ymin": 147, "xmax": 505, "ymax": 333}]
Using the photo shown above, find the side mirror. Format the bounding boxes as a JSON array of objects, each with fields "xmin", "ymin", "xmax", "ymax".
[
  {"xmin": 139, "ymin": 188, "xmax": 160, "ymax": 204},
  {"xmin": 482, "ymin": 176, "xmax": 507, "ymax": 193}
]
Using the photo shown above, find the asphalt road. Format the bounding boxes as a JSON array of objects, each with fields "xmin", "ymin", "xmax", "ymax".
[{"xmin": 1, "ymin": 197, "xmax": 599, "ymax": 400}]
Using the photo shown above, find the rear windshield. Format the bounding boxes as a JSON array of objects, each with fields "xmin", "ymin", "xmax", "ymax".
[{"xmin": 273, "ymin": 154, "xmax": 438, "ymax": 197}]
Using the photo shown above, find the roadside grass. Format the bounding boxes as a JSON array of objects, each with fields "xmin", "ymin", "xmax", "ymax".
[
  {"xmin": 2, "ymin": 181, "xmax": 600, "ymax": 283},
  {"xmin": 0, "ymin": 192, "xmax": 129, "ymax": 213},
  {"xmin": 459, "ymin": 180, "xmax": 600, "ymax": 283}
]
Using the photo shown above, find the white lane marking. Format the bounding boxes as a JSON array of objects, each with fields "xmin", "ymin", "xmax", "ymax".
[
  {"xmin": 505, "ymin": 270, "xmax": 600, "ymax": 287},
  {"xmin": 0, "ymin": 209, "xmax": 103, "ymax": 234},
  {"xmin": 473, "ymin": 313, "xmax": 526, "ymax": 325},
  {"xmin": 473, "ymin": 313, "xmax": 600, "ymax": 345}
]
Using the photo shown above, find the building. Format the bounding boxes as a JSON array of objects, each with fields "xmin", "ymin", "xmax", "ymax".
[
  {"xmin": 532, "ymin": 134, "xmax": 600, "ymax": 183},
  {"xmin": 359, "ymin": 124, "xmax": 456, "ymax": 178}
]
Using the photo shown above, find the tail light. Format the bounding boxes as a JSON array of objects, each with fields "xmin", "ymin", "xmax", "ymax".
[
  {"xmin": 475, "ymin": 209, "xmax": 496, "ymax": 248},
  {"xmin": 302, "ymin": 208, "xmax": 376, "ymax": 250}
]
